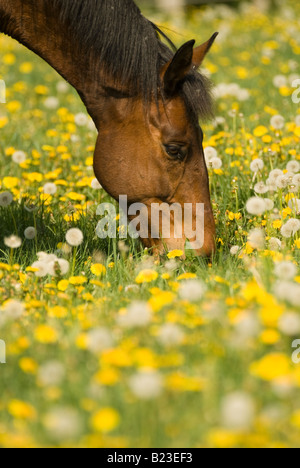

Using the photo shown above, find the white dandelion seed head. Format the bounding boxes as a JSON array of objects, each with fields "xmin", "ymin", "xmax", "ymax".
[
  {"xmin": 246, "ymin": 197, "xmax": 266, "ymax": 216},
  {"xmin": 91, "ymin": 178, "xmax": 102, "ymax": 190},
  {"xmin": 295, "ymin": 115, "xmax": 300, "ymax": 127},
  {"xmin": 12, "ymin": 150, "xmax": 26, "ymax": 165},
  {"xmin": 0, "ymin": 191, "xmax": 13, "ymax": 207},
  {"xmin": 204, "ymin": 146, "xmax": 218, "ymax": 163},
  {"xmin": 221, "ymin": 392, "xmax": 255, "ymax": 430},
  {"xmin": 269, "ymin": 237, "xmax": 282, "ymax": 251},
  {"xmin": 56, "ymin": 81, "xmax": 69, "ymax": 93},
  {"xmin": 286, "ymin": 161, "xmax": 300, "ymax": 174},
  {"xmin": 208, "ymin": 157, "xmax": 223, "ymax": 170},
  {"xmin": 1, "ymin": 299, "xmax": 25, "ymax": 320},
  {"xmin": 279, "ymin": 313, "xmax": 300, "ymax": 336},
  {"xmin": 248, "ymin": 228, "xmax": 265, "ymax": 250},
  {"xmin": 158, "ymin": 323, "xmax": 185, "ymax": 347},
  {"xmin": 66, "ymin": 228, "xmax": 84, "ymax": 247},
  {"xmin": 43, "ymin": 96, "xmax": 59, "ymax": 110},
  {"xmin": 38, "ymin": 361, "xmax": 65, "ymax": 387},
  {"xmin": 86, "ymin": 327, "xmax": 113, "ymax": 353},
  {"xmin": 43, "ymin": 183, "xmax": 57, "ymax": 195},
  {"xmin": 274, "ymin": 281, "xmax": 300, "ymax": 307},
  {"xmin": 129, "ymin": 370, "xmax": 164, "ymax": 400},
  {"xmin": 4, "ymin": 235, "xmax": 22, "ymax": 249},
  {"xmin": 276, "ymin": 174, "xmax": 289, "ymax": 190},
  {"xmin": 24, "ymin": 227, "xmax": 37, "ymax": 240},
  {"xmin": 264, "ymin": 198, "xmax": 275, "ymax": 211},
  {"xmin": 74, "ymin": 112, "xmax": 89, "ymax": 127},
  {"xmin": 269, "ymin": 169, "xmax": 283, "ymax": 183},
  {"xmin": 250, "ymin": 158, "xmax": 264, "ymax": 173},
  {"xmin": 270, "ymin": 114, "xmax": 285, "ymax": 130},
  {"xmin": 288, "ymin": 198, "xmax": 300, "ymax": 214},
  {"xmin": 43, "ymin": 407, "xmax": 82, "ymax": 440},
  {"xmin": 292, "ymin": 174, "xmax": 300, "ymax": 189},
  {"xmin": 254, "ymin": 182, "xmax": 269, "ymax": 195},
  {"xmin": 179, "ymin": 279, "xmax": 206, "ymax": 302},
  {"xmin": 37, "ymin": 252, "xmax": 58, "ymax": 264},
  {"xmin": 274, "ymin": 261, "xmax": 297, "ymax": 280},
  {"xmin": 118, "ymin": 301, "xmax": 152, "ymax": 328},
  {"xmin": 31, "ymin": 261, "xmax": 50, "ymax": 277},
  {"xmin": 230, "ymin": 245, "xmax": 241, "ymax": 255},
  {"xmin": 48, "ymin": 259, "xmax": 70, "ymax": 277},
  {"xmin": 273, "ymin": 75, "xmax": 288, "ymax": 88}
]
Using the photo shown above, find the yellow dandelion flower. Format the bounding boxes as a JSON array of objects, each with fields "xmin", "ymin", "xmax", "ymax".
[
  {"xmin": 34, "ymin": 325, "xmax": 58, "ymax": 344},
  {"xmin": 8, "ymin": 400, "xmax": 36, "ymax": 420},
  {"xmin": 167, "ymin": 249, "xmax": 184, "ymax": 259},
  {"xmin": 91, "ymin": 264, "xmax": 107, "ymax": 277},
  {"xmin": 135, "ymin": 269, "xmax": 158, "ymax": 284},
  {"xmin": 90, "ymin": 408, "xmax": 120, "ymax": 433}
]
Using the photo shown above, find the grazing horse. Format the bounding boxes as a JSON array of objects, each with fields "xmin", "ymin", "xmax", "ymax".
[{"xmin": 0, "ymin": 0, "xmax": 217, "ymax": 256}]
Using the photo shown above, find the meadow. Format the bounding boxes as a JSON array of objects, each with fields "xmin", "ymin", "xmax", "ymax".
[{"xmin": 0, "ymin": 0, "xmax": 300, "ymax": 448}]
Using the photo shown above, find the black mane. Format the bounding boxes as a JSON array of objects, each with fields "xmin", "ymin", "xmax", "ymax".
[{"xmin": 50, "ymin": 0, "xmax": 214, "ymax": 121}]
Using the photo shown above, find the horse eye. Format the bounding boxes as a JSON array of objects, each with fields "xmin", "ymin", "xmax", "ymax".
[{"xmin": 164, "ymin": 145, "xmax": 186, "ymax": 161}]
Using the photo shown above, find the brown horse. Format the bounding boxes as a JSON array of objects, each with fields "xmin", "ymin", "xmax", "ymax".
[{"xmin": 0, "ymin": 0, "xmax": 217, "ymax": 256}]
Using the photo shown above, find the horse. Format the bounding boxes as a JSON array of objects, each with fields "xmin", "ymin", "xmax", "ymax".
[{"xmin": 0, "ymin": 0, "xmax": 218, "ymax": 256}]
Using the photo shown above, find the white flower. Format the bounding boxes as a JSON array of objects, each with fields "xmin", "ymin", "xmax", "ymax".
[
  {"xmin": 91, "ymin": 178, "xmax": 102, "ymax": 190},
  {"xmin": 204, "ymin": 146, "xmax": 218, "ymax": 163},
  {"xmin": 269, "ymin": 237, "xmax": 281, "ymax": 251},
  {"xmin": 248, "ymin": 228, "xmax": 265, "ymax": 250},
  {"xmin": 1, "ymin": 300, "xmax": 25, "ymax": 320},
  {"xmin": 221, "ymin": 392, "xmax": 255, "ymax": 430},
  {"xmin": 124, "ymin": 284, "xmax": 139, "ymax": 293},
  {"xmin": 179, "ymin": 280, "xmax": 206, "ymax": 302},
  {"xmin": 208, "ymin": 157, "xmax": 222, "ymax": 170},
  {"xmin": 274, "ymin": 261, "xmax": 297, "ymax": 280},
  {"xmin": 37, "ymin": 252, "xmax": 58, "ymax": 264},
  {"xmin": 118, "ymin": 301, "xmax": 152, "ymax": 328},
  {"xmin": 254, "ymin": 182, "xmax": 268, "ymax": 195},
  {"xmin": 43, "ymin": 183, "xmax": 57, "ymax": 195},
  {"xmin": 129, "ymin": 370, "xmax": 163, "ymax": 400},
  {"xmin": 264, "ymin": 198, "xmax": 274, "ymax": 211},
  {"xmin": 295, "ymin": 115, "xmax": 300, "ymax": 127},
  {"xmin": 31, "ymin": 261, "xmax": 49, "ymax": 277},
  {"xmin": 288, "ymin": 198, "xmax": 300, "ymax": 214},
  {"xmin": 43, "ymin": 407, "xmax": 82, "ymax": 440},
  {"xmin": 12, "ymin": 150, "xmax": 26, "ymax": 164},
  {"xmin": 158, "ymin": 323, "xmax": 184, "ymax": 346},
  {"xmin": 276, "ymin": 174, "xmax": 289, "ymax": 189},
  {"xmin": 292, "ymin": 174, "xmax": 300, "ymax": 188},
  {"xmin": 246, "ymin": 197, "xmax": 266, "ymax": 216},
  {"xmin": 86, "ymin": 328, "xmax": 113, "ymax": 353},
  {"xmin": 230, "ymin": 246, "xmax": 240, "ymax": 255},
  {"xmin": 44, "ymin": 96, "xmax": 59, "ymax": 109},
  {"xmin": 281, "ymin": 218, "xmax": 300, "ymax": 238},
  {"xmin": 275, "ymin": 281, "xmax": 300, "ymax": 307},
  {"xmin": 279, "ymin": 313, "xmax": 300, "ymax": 336},
  {"xmin": 74, "ymin": 112, "xmax": 89, "ymax": 126},
  {"xmin": 270, "ymin": 114, "xmax": 285, "ymax": 130},
  {"xmin": 250, "ymin": 158, "xmax": 264, "ymax": 173},
  {"xmin": 0, "ymin": 191, "xmax": 13, "ymax": 207},
  {"xmin": 4, "ymin": 235, "xmax": 22, "ymax": 249},
  {"xmin": 269, "ymin": 169, "xmax": 283, "ymax": 183},
  {"xmin": 287, "ymin": 161, "xmax": 300, "ymax": 174},
  {"xmin": 273, "ymin": 75, "xmax": 287, "ymax": 88},
  {"xmin": 48, "ymin": 259, "xmax": 70, "ymax": 276},
  {"xmin": 24, "ymin": 227, "xmax": 37, "ymax": 240},
  {"xmin": 66, "ymin": 228, "xmax": 84, "ymax": 247},
  {"xmin": 38, "ymin": 361, "xmax": 65, "ymax": 386},
  {"xmin": 56, "ymin": 81, "xmax": 69, "ymax": 93}
]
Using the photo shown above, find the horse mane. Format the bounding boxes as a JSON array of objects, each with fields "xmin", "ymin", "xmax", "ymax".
[{"xmin": 47, "ymin": 0, "xmax": 214, "ymax": 121}]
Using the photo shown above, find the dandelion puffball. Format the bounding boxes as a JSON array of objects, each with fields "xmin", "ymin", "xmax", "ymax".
[
  {"xmin": 246, "ymin": 197, "xmax": 266, "ymax": 216},
  {"xmin": 66, "ymin": 228, "xmax": 84, "ymax": 247}
]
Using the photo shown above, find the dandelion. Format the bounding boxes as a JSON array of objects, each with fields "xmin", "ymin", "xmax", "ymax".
[
  {"xmin": 43, "ymin": 96, "xmax": 59, "ymax": 109},
  {"xmin": 273, "ymin": 75, "xmax": 287, "ymax": 88},
  {"xmin": 48, "ymin": 259, "xmax": 70, "ymax": 276},
  {"xmin": 43, "ymin": 182, "xmax": 57, "ymax": 195},
  {"xmin": 86, "ymin": 328, "xmax": 113, "ymax": 353},
  {"xmin": 275, "ymin": 281, "xmax": 300, "ymax": 307},
  {"xmin": 12, "ymin": 150, "xmax": 26, "ymax": 164},
  {"xmin": 287, "ymin": 161, "xmax": 300, "ymax": 174},
  {"xmin": 90, "ymin": 408, "xmax": 120, "ymax": 433},
  {"xmin": 264, "ymin": 198, "xmax": 274, "ymax": 211},
  {"xmin": 246, "ymin": 197, "xmax": 266, "ymax": 216},
  {"xmin": 281, "ymin": 218, "xmax": 300, "ymax": 238},
  {"xmin": 38, "ymin": 361, "xmax": 65, "ymax": 386},
  {"xmin": 269, "ymin": 169, "xmax": 283, "ymax": 183},
  {"xmin": 24, "ymin": 227, "xmax": 37, "ymax": 240},
  {"xmin": 274, "ymin": 261, "xmax": 297, "ymax": 280},
  {"xmin": 74, "ymin": 112, "xmax": 89, "ymax": 126},
  {"xmin": 204, "ymin": 146, "xmax": 218, "ymax": 163},
  {"xmin": 31, "ymin": 261, "xmax": 49, "ymax": 277},
  {"xmin": 66, "ymin": 228, "xmax": 84, "ymax": 247},
  {"xmin": 221, "ymin": 392, "xmax": 255, "ymax": 430},
  {"xmin": 129, "ymin": 370, "xmax": 163, "ymax": 400},
  {"xmin": 158, "ymin": 323, "xmax": 185, "ymax": 347},
  {"xmin": 0, "ymin": 191, "xmax": 13, "ymax": 207},
  {"xmin": 4, "ymin": 235, "xmax": 22, "ymax": 249},
  {"xmin": 248, "ymin": 228, "xmax": 265, "ymax": 249},
  {"xmin": 208, "ymin": 157, "xmax": 223, "ymax": 170},
  {"xmin": 250, "ymin": 158, "xmax": 264, "ymax": 173},
  {"xmin": 179, "ymin": 279, "xmax": 206, "ymax": 302},
  {"xmin": 270, "ymin": 114, "xmax": 285, "ymax": 130},
  {"xmin": 43, "ymin": 407, "xmax": 82, "ymax": 440},
  {"xmin": 118, "ymin": 301, "xmax": 152, "ymax": 328},
  {"xmin": 254, "ymin": 182, "xmax": 268, "ymax": 194},
  {"xmin": 269, "ymin": 237, "xmax": 281, "ymax": 250},
  {"xmin": 91, "ymin": 178, "xmax": 102, "ymax": 190},
  {"xmin": 56, "ymin": 81, "xmax": 69, "ymax": 93},
  {"xmin": 1, "ymin": 299, "xmax": 25, "ymax": 320},
  {"xmin": 276, "ymin": 174, "xmax": 289, "ymax": 189},
  {"xmin": 292, "ymin": 174, "xmax": 300, "ymax": 188},
  {"xmin": 295, "ymin": 114, "xmax": 300, "ymax": 127},
  {"xmin": 230, "ymin": 246, "xmax": 240, "ymax": 255}
]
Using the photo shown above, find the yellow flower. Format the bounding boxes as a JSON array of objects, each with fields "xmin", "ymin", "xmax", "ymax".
[
  {"xmin": 91, "ymin": 408, "xmax": 120, "ymax": 433},
  {"xmin": 69, "ymin": 276, "xmax": 88, "ymax": 285},
  {"xmin": 166, "ymin": 373, "xmax": 205, "ymax": 392},
  {"xmin": 48, "ymin": 306, "xmax": 68, "ymax": 318},
  {"xmin": 67, "ymin": 192, "xmax": 86, "ymax": 201},
  {"xmin": 19, "ymin": 357, "xmax": 38, "ymax": 374},
  {"xmin": 34, "ymin": 325, "xmax": 58, "ymax": 344},
  {"xmin": 148, "ymin": 290, "xmax": 175, "ymax": 312},
  {"xmin": 167, "ymin": 249, "xmax": 184, "ymax": 259},
  {"xmin": 8, "ymin": 400, "xmax": 36, "ymax": 420},
  {"xmin": 91, "ymin": 264, "xmax": 107, "ymax": 277},
  {"xmin": 94, "ymin": 368, "xmax": 120, "ymax": 386},
  {"xmin": 57, "ymin": 280, "xmax": 69, "ymax": 292},
  {"xmin": 135, "ymin": 269, "xmax": 158, "ymax": 284},
  {"xmin": 260, "ymin": 329, "xmax": 281, "ymax": 345},
  {"xmin": 3, "ymin": 176, "xmax": 19, "ymax": 189},
  {"xmin": 250, "ymin": 353, "xmax": 291, "ymax": 381},
  {"xmin": 19, "ymin": 62, "xmax": 33, "ymax": 73},
  {"xmin": 177, "ymin": 272, "xmax": 197, "ymax": 281},
  {"xmin": 254, "ymin": 126, "xmax": 268, "ymax": 137}
]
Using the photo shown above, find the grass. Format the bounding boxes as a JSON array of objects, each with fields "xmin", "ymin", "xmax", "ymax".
[{"xmin": 0, "ymin": 0, "xmax": 300, "ymax": 448}]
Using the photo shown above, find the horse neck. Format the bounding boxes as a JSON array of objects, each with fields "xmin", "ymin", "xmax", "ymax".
[{"xmin": 0, "ymin": 0, "xmax": 104, "ymax": 127}]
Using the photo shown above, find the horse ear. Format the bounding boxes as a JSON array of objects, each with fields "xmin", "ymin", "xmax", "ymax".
[
  {"xmin": 162, "ymin": 40, "xmax": 196, "ymax": 96},
  {"xmin": 192, "ymin": 32, "xmax": 219, "ymax": 69}
]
